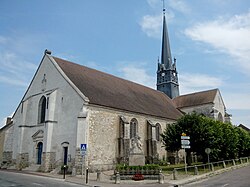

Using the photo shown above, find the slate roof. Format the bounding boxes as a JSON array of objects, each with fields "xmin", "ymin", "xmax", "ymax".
[
  {"xmin": 173, "ymin": 89, "xmax": 218, "ymax": 109},
  {"xmin": 52, "ymin": 56, "xmax": 182, "ymax": 120}
]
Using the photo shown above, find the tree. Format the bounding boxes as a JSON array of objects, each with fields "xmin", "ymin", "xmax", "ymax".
[
  {"xmin": 161, "ymin": 113, "xmax": 250, "ymax": 164},
  {"xmin": 162, "ymin": 113, "xmax": 212, "ymax": 165},
  {"xmin": 236, "ymin": 127, "xmax": 250, "ymax": 157}
]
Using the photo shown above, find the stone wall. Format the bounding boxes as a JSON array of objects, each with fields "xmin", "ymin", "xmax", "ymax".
[
  {"xmin": 41, "ymin": 152, "xmax": 56, "ymax": 172},
  {"xmin": 1, "ymin": 151, "xmax": 13, "ymax": 166},
  {"xmin": 16, "ymin": 153, "xmax": 29, "ymax": 170},
  {"xmin": 87, "ymin": 106, "xmax": 174, "ymax": 171}
]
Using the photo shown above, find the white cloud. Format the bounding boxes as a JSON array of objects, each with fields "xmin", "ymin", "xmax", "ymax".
[
  {"xmin": 0, "ymin": 75, "xmax": 28, "ymax": 87},
  {"xmin": 140, "ymin": 14, "xmax": 163, "ymax": 38},
  {"xmin": 147, "ymin": 0, "xmax": 159, "ymax": 8},
  {"xmin": 224, "ymin": 93, "xmax": 250, "ymax": 110},
  {"xmin": 139, "ymin": 13, "xmax": 174, "ymax": 38},
  {"xmin": 168, "ymin": 0, "xmax": 191, "ymax": 14},
  {"xmin": 0, "ymin": 51, "xmax": 36, "ymax": 87},
  {"xmin": 179, "ymin": 73, "xmax": 223, "ymax": 94},
  {"xmin": 0, "ymin": 36, "xmax": 8, "ymax": 44},
  {"xmin": 185, "ymin": 11, "xmax": 250, "ymax": 74},
  {"xmin": 118, "ymin": 63, "xmax": 156, "ymax": 89},
  {"xmin": 0, "ymin": 33, "xmax": 41, "ymax": 87}
]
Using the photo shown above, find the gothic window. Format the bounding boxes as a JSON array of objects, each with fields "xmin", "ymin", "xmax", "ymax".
[
  {"xmin": 130, "ymin": 118, "xmax": 138, "ymax": 139},
  {"xmin": 155, "ymin": 123, "xmax": 162, "ymax": 141},
  {"xmin": 38, "ymin": 96, "xmax": 46, "ymax": 123},
  {"xmin": 218, "ymin": 112, "xmax": 223, "ymax": 122}
]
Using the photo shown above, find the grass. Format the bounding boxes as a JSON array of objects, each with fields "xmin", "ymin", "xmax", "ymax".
[{"xmin": 160, "ymin": 162, "xmax": 203, "ymax": 174}]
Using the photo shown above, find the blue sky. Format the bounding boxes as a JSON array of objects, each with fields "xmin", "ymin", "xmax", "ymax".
[{"xmin": 0, "ymin": 0, "xmax": 250, "ymax": 128}]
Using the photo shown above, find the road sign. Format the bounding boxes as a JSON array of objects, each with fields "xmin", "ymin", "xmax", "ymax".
[
  {"xmin": 205, "ymin": 148, "xmax": 211, "ymax": 154},
  {"xmin": 80, "ymin": 144, "xmax": 87, "ymax": 151},
  {"xmin": 181, "ymin": 136, "xmax": 190, "ymax": 140},
  {"xmin": 181, "ymin": 135, "xmax": 190, "ymax": 149},
  {"xmin": 181, "ymin": 140, "xmax": 190, "ymax": 145},
  {"xmin": 181, "ymin": 145, "xmax": 191, "ymax": 149},
  {"xmin": 80, "ymin": 144, "xmax": 87, "ymax": 156}
]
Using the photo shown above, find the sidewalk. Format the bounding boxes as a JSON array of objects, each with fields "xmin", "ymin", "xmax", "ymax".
[{"xmin": 2, "ymin": 162, "xmax": 249, "ymax": 187}]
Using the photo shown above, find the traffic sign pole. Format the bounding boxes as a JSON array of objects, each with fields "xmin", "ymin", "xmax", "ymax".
[
  {"xmin": 184, "ymin": 148, "xmax": 187, "ymax": 174},
  {"xmin": 80, "ymin": 144, "xmax": 87, "ymax": 177},
  {"xmin": 181, "ymin": 134, "xmax": 190, "ymax": 174}
]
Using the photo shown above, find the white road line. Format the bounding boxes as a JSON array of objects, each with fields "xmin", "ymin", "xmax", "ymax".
[
  {"xmin": 222, "ymin": 184, "xmax": 229, "ymax": 187},
  {"xmin": 32, "ymin": 183, "xmax": 43, "ymax": 186}
]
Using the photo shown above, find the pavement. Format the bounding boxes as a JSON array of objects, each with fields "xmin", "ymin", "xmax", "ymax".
[{"xmin": 1, "ymin": 162, "xmax": 250, "ymax": 187}]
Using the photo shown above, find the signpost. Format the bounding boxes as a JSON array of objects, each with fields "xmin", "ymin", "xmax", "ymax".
[
  {"xmin": 80, "ymin": 144, "xmax": 87, "ymax": 177},
  {"xmin": 205, "ymin": 148, "xmax": 211, "ymax": 170},
  {"xmin": 181, "ymin": 133, "xmax": 190, "ymax": 174}
]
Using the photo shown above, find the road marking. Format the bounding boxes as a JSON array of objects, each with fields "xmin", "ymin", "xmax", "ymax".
[
  {"xmin": 32, "ymin": 183, "xmax": 43, "ymax": 186},
  {"xmin": 222, "ymin": 184, "xmax": 229, "ymax": 187}
]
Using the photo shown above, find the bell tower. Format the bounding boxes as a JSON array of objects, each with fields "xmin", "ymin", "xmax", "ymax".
[{"xmin": 157, "ymin": 8, "xmax": 179, "ymax": 99}]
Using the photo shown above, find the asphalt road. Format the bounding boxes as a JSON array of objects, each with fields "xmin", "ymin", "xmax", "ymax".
[
  {"xmin": 0, "ymin": 170, "xmax": 86, "ymax": 187},
  {"xmin": 184, "ymin": 165, "xmax": 250, "ymax": 187}
]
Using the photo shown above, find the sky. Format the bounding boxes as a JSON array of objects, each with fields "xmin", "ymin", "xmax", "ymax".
[{"xmin": 0, "ymin": 0, "xmax": 250, "ymax": 128}]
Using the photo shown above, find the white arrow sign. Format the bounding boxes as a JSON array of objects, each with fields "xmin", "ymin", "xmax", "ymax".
[{"xmin": 181, "ymin": 140, "xmax": 190, "ymax": 145}]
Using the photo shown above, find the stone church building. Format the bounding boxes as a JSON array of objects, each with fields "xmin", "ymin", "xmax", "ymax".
[{"xmin": 1, "ymin": 11, "xmax": 231, "ymax": 172}]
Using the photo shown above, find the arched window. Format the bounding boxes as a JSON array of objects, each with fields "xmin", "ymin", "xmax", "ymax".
[
  {"xmin": 155, "ymin": 123, "xmax": 162, "ymax": 141},
  {"xmin": 130, "ymin": 118, "xmax": 138, "ymax": 139},
  {"xmin": 218, "ymin": 112, "xmax": 223, "ymax": 122},
  {"xmin": 38, "ymin": 96, "xmax": 46, "ymax": 123}
]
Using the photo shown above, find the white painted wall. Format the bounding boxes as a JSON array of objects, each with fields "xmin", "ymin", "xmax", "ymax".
[{"xmin": 11, "ymin": 55, "xmax": 86, "ymax": 165}]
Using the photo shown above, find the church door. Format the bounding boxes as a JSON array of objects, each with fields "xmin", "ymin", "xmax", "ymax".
[
  {"xmin": 37, "ymin": 142, "xmax": 43, "ymax": 164},
  {"xmin": 63, "ymin": 147, "xmax": 68, "ymax": 165}
]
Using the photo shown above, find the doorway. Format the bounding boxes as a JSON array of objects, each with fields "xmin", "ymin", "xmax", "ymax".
[
  {"xmin": 37, "ymin": 142, "xmax": 43, "ymax": 164},
  {"xmin": 63, "ymin": 147, "xmax": 68, "ymax": 165}
]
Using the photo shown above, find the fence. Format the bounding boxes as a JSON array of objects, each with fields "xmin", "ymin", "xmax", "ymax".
[{"xmin": 172, "ymin": 156, "xmax": 249, "ymax": 180}]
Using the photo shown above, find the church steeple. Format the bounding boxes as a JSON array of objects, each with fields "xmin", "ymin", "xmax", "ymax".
[
  {"xmin": 157, "ymin": 8, "xmax": 179, "ymax": 99},
  {"xmin": 161, "ymin": 12, "xmax": 172, "ymax": 69}
]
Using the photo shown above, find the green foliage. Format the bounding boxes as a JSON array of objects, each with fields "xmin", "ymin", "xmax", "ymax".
[
  {"xmin": 161, "ymin": 113, "xmax": 250, "ymax": 162},
  {"xmin": 116, "ymin": 164, "xmax": 160, "ymax": 172}
]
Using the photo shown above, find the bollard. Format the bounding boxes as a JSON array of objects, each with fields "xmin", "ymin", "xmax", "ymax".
[
  {"xmin": 86, "ymin": 168, "xmax": 89, "ymax": 184},
  {"xmin": 194, "ymin": 166, "xmax": 199, "ymax": 175},
  {"xmin": 210, "ymin": 163, "xmax": 214, "ymax": 172},
  {"xmin": 232, "ymin": 159, "xmax": 236, "ymax": 166},
  {"xmin": 63, "ymin": 165, "xmax": 67, "ymax": 179},
  {"xmin": 173, "ymin": 169, "xmax": 178, "ymax": 180},
  {"xmin": 97, "ymin": 169, "xmax": 101, "ymax": 181},
  {"xmin": 115, "ymin": 172, "xmax": 120, "ymax": 184},
  {"xmin": 223, "ymin": 161, "xmax": 226, "ymax": 168},
  {"xmin": 158, "ymin": 169, "xmax": 164, "ymax": 184}
]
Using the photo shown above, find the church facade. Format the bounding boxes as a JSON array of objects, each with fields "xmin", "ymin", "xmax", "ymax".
[
  {"xmin": 2, "ymin": 52, "xmax": 182, "ymax": 172},
  {"xmin": 1, "ymin": 11, "xmax": 231, "ymax": 172}
]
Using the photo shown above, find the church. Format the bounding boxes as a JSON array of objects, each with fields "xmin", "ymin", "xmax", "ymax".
[{"xmin": 0, "ymin": 10, "xmax": 231, "ymax": 173}]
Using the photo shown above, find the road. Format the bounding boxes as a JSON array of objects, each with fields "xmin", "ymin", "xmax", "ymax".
[
  {"xmin": 0, "ymin": 169, "xmax": 167, "ymax": 187},
  {"xmin": 184, "ymin": 164, "xmax": 250, "ymax": 187},
  {"xmin": 0, "ymin": 170, "xmax": 86, "ymax": 187}
]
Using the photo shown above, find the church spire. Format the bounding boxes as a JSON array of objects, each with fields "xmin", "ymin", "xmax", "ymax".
[
  {"xmin": 161, "ymin": 9, "xmax": 172, "ymax": 69},
  {"xmin": 156, "ymin": 6, "xmax": 179, "ymax": 99}
]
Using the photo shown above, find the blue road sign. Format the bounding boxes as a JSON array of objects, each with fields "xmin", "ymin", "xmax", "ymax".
[{"xmin": 80, "ymin": 144, "xmax": 87, "ymax": 151}]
